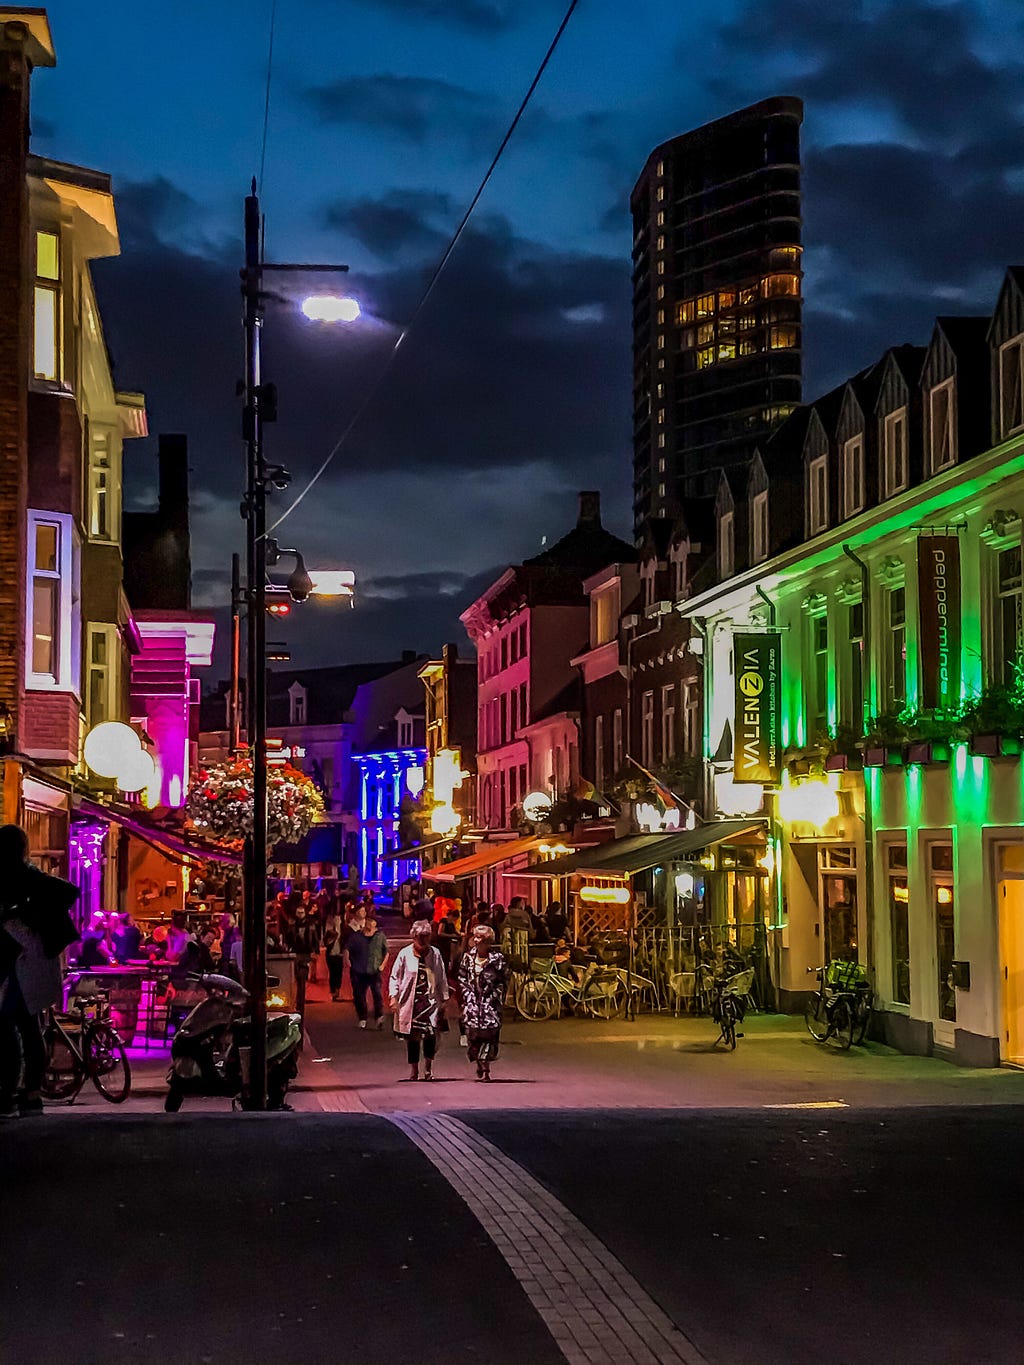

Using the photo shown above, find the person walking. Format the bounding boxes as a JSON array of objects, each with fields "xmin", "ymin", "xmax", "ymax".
[
  {"xmin": 346, "ymin": 915, "xmax": 389, "ymax": 1029},
  {"xmin": 0, "ymin": 825, "xmax": 79, "ymax": 1117},
  {"xmin": 323, "ymin": 905, "xmax": 346, "ymax": 1001},
  {"xmin": 388, "ymin": 919, "xmax": 449, "ymax": 1081},
  {"xmin": 286, "ymin": 904, "xmax": 319, "ymax": 1019},
  {"xmin": 458, "ymin": 924, "xmax": 509, "ymax": 1082}
]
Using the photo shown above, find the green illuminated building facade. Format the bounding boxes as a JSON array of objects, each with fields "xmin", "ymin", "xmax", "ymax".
[{"xmin": 677, "ymin": 268, "xmax": 1024, "ymax": 1066}]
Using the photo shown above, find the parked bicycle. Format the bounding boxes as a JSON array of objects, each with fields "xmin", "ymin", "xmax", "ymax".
[
  {"xmin": 40, "ymin": 976, "xmax": 132, "ymax": 1104},
  {"xmin": 514, "ymin": 957, "xmax": 649, "ymax": 1021},
  {"xmin": 804, "ymin": 961, "xmax": 873, "ymax": 1050},
  {"xmin": 708, "ymin": 967, "xmax": 754, "ymax": 1049}
]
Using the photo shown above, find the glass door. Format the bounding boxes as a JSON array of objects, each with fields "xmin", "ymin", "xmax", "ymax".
[
  {"xmin": 929, "ymin": 843, "xmax": 956, "ymax": 1028},
  {"xmin": 818, "ymin": 845, "xmax": 858, "ymax": 963}
]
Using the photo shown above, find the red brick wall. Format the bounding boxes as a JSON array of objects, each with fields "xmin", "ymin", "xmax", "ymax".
[
  {"xmin": 21, "ymin": 691, "xmax": 79, "ymax": 763},
  {"xmin": 0, "ymin": 29, "xmax": 31, "ymax": 747}
]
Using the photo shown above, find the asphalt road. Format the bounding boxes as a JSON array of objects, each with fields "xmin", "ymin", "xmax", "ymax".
[{"xmin": 2, "ymin": 1105, "xmax": 1022, "ymax": 1365}]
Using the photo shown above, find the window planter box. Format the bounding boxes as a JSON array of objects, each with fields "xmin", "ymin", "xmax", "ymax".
[
  {"xmin": 969, "ymin": 732, "xmax": 1023, "ymax": 759},
  {"xmin": 863, "ymin": 745, "xmax": 904, "ymax": 769},
  {"xmin": 906, "ymin": 740, "xmax": 951, "ymax": 766},
  {"xmin": 824, "ymin": 752, "xmax": 863, "ymax": 772}
]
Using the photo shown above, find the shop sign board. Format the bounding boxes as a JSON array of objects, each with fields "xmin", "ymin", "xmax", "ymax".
[
  {"xmin": 733, "ymin": 631, "xmax": 782, "ymax": 784},
  {"xmin": 917, "ymin": 536, "xmax": 961, "ymax": 710}
]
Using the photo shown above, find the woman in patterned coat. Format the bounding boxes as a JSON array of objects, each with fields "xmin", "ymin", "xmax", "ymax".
[{"xmin": 457, "ymin": 924, "xmax": 509, "ymax": 1081}]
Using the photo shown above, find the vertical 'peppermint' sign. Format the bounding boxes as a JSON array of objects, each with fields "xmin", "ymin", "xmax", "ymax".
[
  {"xmin": 733, "ymin": 632, "xmax": 782, "ymax": 784},
  {"xmin": 917, "ymin": 536, "xmax": 961, "ymax": 710}
]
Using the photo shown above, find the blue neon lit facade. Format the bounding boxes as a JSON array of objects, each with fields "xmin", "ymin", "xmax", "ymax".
[{"xmin": 353, "ymin": 746, "xmax": 427, "ymax": 889}]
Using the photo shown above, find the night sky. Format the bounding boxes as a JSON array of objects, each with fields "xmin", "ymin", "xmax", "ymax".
[{"xmin": 31, "ymin": 0, "xmax": 1024, "ymax": 673}]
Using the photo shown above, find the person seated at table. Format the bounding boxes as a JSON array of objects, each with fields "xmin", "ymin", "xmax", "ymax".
[
  {"xmin": 552, "ymin": 937, "xmax": 585, "ymax": 983},
  {"xmin": 113, "ymin": 912, "xmax": 142, "ymax": 964},
  {"xmin": 165, "ymin": 912, "xmax": 191, "ymax": 964},
  {"xmin": 173, "ymin": 927, "xmax": 217, "ymax": 982},
  {"xmin": 78, "ymin": 912, "xmax": 115, "ymax": 967}
]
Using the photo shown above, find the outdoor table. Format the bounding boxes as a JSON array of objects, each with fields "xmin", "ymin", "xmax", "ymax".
[{"xmin": 64, "ymin": 963, "xmax": 171, "ymax": 1047}]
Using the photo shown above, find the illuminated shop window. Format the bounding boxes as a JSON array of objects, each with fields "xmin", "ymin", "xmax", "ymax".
[
  {"xmin": 930, "ymin": 843, "xmax": 956, "ymax": 1023},
  {"xmin": 34, "ymin": 229, "xmax": 60, "ymax": 382},
  {"xmin": 887, "ymin": 844, "xmax": 910, "ymax": 1006},
  {"xmin": 929, "ymin": 379, "xmax": 956, "ymax": 471},
  {"xmin": 883, "ymin": 408, "xmax": 908, "ymax": 496}
]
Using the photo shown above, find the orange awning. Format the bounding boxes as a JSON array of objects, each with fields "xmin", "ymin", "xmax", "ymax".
[{"xmin": 429, "ymin": 835, "xmax": 545, "ymax": 882}]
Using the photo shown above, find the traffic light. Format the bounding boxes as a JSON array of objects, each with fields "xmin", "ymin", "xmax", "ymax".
[{"xmin": 267, "ymin": 600, "xmax": 290, "ymax": 617}]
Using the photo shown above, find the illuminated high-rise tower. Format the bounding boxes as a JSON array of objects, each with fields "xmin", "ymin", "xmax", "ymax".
[{"xmin": 630, "ymin": 96, "xmax": 804, "ymax": 535}]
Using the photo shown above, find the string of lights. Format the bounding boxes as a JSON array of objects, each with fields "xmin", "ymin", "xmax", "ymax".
[{"xmin": 265, "ymin": 0, "xmax": 582, "ymax": 536}]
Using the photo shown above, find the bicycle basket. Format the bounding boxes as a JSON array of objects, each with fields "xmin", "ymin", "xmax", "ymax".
[{"xmin": 825, "ymin": 959, "xmax": 867, "ymax": 989}]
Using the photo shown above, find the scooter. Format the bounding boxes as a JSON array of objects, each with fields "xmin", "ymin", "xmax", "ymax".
[{"xmin": 164, "ymin": 972, "xmax": 302, "ymax": 1112}]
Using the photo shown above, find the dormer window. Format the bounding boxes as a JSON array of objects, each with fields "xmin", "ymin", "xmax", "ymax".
[
  {"xmin": 288, "ymin": 683, "xmax": 307, "ymax": 726},
  {"xmin": 398, "ymin": 716, "xmax": 414, "ymax": 747},
  {"xmin": 719, "ymin": 511, "xmax": 735, "ymax": 579},
  {"xmin": 842, "ymin": 435, "xmax": 865, "ymax": 517},
  {"xmin": 999, "ymin": 336, "xmax": 1024, "ymax": 440},
  {"xmin": 751, "ymin": 491, "xmax": 768, "ymax": 564},
  {"xmin": 929, "ymin": 379, "xmax": 956, "ymax": 472},
  {"xmin": 883, "ymin": 408, "xmax": 908, "ymax": 497},
  {"xmin": 808, "ymin": 456, "xmax": 828, "ymax": 535}
]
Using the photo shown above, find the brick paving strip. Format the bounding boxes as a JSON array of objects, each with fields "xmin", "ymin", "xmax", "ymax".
[{"xmin": 389, "ymin": 1112, "xmax": 708, "ymax": 1365}]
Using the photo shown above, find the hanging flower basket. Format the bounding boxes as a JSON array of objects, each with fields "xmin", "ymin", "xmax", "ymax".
[
  {"xmin": 969, "ymin": 732, "xmax": 1024, "ymax": 759},
  {"xmin": 186, "ymin": 758, "xmax": 325, "ymax": 851}
]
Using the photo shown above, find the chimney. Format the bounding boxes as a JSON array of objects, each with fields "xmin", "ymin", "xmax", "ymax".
[
  {"xmin": 577, "ymin": 490, "xmax": 601, "ymax": 526},
  {"xmin": 157, "ymin": 433, "xmax": 189, "ymax": 531}
]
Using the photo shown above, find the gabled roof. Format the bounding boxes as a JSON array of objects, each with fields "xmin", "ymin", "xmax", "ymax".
[{"xmin": 933, "ymin": 315, "xmax": 989, "ymax": 357}]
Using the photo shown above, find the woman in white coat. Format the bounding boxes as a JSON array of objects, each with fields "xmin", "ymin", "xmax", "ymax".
[{"xmin": 388, "ymin": 919, "xmax": 449, "ymax": 1081}]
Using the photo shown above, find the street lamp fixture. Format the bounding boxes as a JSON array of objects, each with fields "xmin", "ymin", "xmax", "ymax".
[{"xmin": 301, "ymin": 294, "xmax": 361, "ymax": 323}]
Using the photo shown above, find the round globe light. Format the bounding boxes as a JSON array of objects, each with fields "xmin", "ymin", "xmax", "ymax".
[
  {"xmin": 521, "ymin": 790, "xmax": 552, "ymax": 823},
  {"xmin": 301, "ymin": 294, "xmax": 361, "ymax": 323},
  {"xmin": 430, "ymin": 802, "xmax": 460, "ymax": 836},
  {"xmin": 116, "ymin": 748, "xmax": 156, "ymax": 794},
  {"xmin": 84, "ymin": 722, "xmax": 142, "ymax": 779}
]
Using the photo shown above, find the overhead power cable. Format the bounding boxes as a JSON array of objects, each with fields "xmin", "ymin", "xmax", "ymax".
[
  {"xmin": 266, "ymin": 0, "xmax": 582, "ymax": 536},
  {"xmin": 258, "ymin": 0, "xmax": 278, "ymax": 193}
]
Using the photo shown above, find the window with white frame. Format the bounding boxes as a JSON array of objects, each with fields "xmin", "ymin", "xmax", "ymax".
[
  {"xmin": 86, "ymin": 624, "xmax": 118, "ymax": 727},
  {"xmin": 929, "ymin": 379, "xmax": 956, "ymax": 471},
  {"xmin": 842, "ymin": 435, "xmax": 865, "ymax": 517},
  {"xmin": 89, "ymin": 427, "xmax": 114, "ymax": 541},
  {"xmin": 999, "ymin": 336, "xmax": 1024, "ymax": 439},
  {"xmin": 719, "ymin": 510, "xmax": 735, "ymax": 579},
  {"xmin": 595, "ymin": 713, "xmax": 605, "ymax": 788},
  {"xmin": 809, "ymin": 612, "xmax": 829, "ymax": 737},
  {"xmin": 995, "ymin": 543, "xmax": 1024, "ymax": 684},
  {"xmin": 886, "ymin": 586, "xmax": 907, "ymax": 706},
  {"xmin": 641, "ymin": 691, "xmax": 655, "ymax": 767},
  {"xmin": 682, "ymin": 681, "xmax": 700, "ymax": 755},
  {"xmin": 883, "ymin": 408, "xmax": 908, "ymax": 496},
  {"xmin": 26, "ymin": 510, "xmax": 77, "ymax": 692},
  {"xmin": 808, "ymin": 456, "xmax": 828, "ymax": 534},
  {"xmin": 661, "ymin": 684, "xmax": 676, "ymax": 762},
  {"xmin": 752, "ymin": 491, "xmax": 769, "ymax": 563},
  {"xmin": 33, "ymin": 229, "xmax": 61, "ymax": 383},
  {"xmin": 398, "ymin": 715, "xmax": 414, "ymax": 747},
  {"xmin": 847, "ymin": 601, "xmax": 865, "ymax": 733},
  {"xmin": 612, "ymin": 708, "xmax": 623, "ymax": 774}
]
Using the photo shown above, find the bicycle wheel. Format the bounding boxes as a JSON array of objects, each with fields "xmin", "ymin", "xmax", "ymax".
[
  {"xmin": 804, "ymin": 994, "xmax": 830, "ymax": 1042},
  {"xmin": 853, "ymin": 994, "xmax": 873, "ymax": 1046},
  {"xmin": 720, "ymin": 999, "xmax": 737, "ymax": 1049},
  {"xmin": 585, "ymin": 980, "xmax": 626, "ymax": 1021},
  {"xmin": 40, "ymin": 1023, "xmax": 85, "ymax": 1101},
  {"xmin": 515, "ymin": 978, "xmax": 560, "ymax": 1021},
  {"xmin": 85, "ymin": 1022, "xmax": 132, "ymax": 1102},
  {"xmin": 826, "ymin": 997, "xmax": 855, "ymax": 1051}
]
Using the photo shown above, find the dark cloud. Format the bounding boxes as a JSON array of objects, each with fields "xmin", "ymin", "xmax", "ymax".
[
  {"xmin": 346, "ymin": 0, "xmax": 530, "ymax": 31},
  {"xmin": 323, "ymin": 189, "xmax": 452, "ymax": 260},
  {"xmin": 715, "ymin": 0, "xmax": 1024, "ymax": 149},
  {"xmin": 304, "ymin": 74, "xmax": 500, "ymax": 146}
]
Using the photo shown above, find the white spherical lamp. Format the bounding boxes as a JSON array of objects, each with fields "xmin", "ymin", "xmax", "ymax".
[
  {"xmin": 116, "ymin": 748, "xmax": 156, "ymax": 794},
  {"xmin": 84, "ymin": 722, "xmax": 142, "ymax": 779}
]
